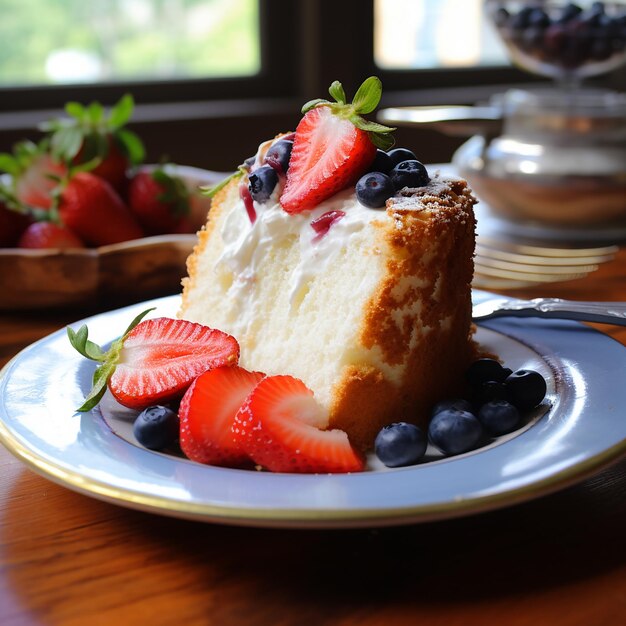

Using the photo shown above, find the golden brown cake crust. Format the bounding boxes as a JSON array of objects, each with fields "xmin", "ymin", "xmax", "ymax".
[{"xmin": 328, "ymin": 178, "xmax": 478, "ymax": 450}]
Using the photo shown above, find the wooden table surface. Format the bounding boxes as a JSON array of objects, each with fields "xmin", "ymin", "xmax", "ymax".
[{"xmin": 1, "ymin": 249, "xmax": 625, "ymax": 626}]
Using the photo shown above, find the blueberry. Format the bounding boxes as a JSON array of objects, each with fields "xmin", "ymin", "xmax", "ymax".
[
  {"xmin": 355, "ymin": 171, "xmax": 395, "ymax": 208},
  {"xmin": 431, "ymin": 397, "xmax": 474, "ymax": 417},
  {"xmin": 389, "ymin": 160, "xmax": 430, "ymax": 190},
  {"xmin": 387, "ymin": 147, "xmax": 418, "ymax": 167},
  {"xmin": 368, "ymin": 149, "xmax": 394, "ymax": 174},
  {"xmin": 477, "ymin": 380, "xmax": 508, "ymax": 405},
  {"xmin": 528, "ymin": 8, "xmax": 550, "ymax": 29},
  {"xmin": 264, "ymin": 139, "xmax": 293, "ymax": 175},
  {"xmin": 505, "ymin": 369, "xmax": 547, "ymax": 411},
  {"xmin": 248, "ymin": 165, "xmax": 279, "ymax": 203},
  {"xmin": 557, "ymin": 3, "xmax": 583, "ymax": 24},
  {"xmin": 510, "ymin": 6, "xmax": 535, "ymax": 30},
  {"xmin": 428, "ymin": 409, "xmax": 483, "ymax": 456},
  {"xmin": 493, "ymin": 7, "xmax": 510, "ymax": 27},
  {"xmin": 375, "ymin": 422, "xmax": 427, "ymax": 467},
  {"xmin": 478, "ymin": 400, "xmax": 521, "ymax": 436},
  {"xmin": 133, "ymin": 405, "xmax": 179, "ymax": 451},
  {"xmin": 243, "ymin": 155, "xmax": 256, "ymax": 170},
  {"xmin": 465, "ymin": 358, "xmax": 508, "ymax": 388}
]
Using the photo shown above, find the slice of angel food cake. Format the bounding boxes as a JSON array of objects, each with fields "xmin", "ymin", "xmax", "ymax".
[{"xmin": 179, "ymin": 77, "xmax": 478, "ymax": 466}]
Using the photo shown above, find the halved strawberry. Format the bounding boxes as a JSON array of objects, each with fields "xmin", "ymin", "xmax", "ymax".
[
  {"xmin": 0, "ymin": 140, "xmax": 67, "ymax": 211},
  {"xmin": 233, "ymin": 375, "xmax": 364, "ymax": 474},
  {"xmin": 68, "ymin": 310, "xmax": 240, "ymax": 411},
  {"xmin": 179, "ymin": 366, "xmax": 265, "ymax": 467},
  {"xmin": 280, "ymin": 77, "xmax": 395, "ymax": 214}
]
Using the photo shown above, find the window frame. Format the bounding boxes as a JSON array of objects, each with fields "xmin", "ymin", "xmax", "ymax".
[{"xmin": 0, "ymin": 0, "xmax": 299, "ymax": 112}]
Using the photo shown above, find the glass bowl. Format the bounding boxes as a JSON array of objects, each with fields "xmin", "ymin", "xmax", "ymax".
[{"xmin": 487, "ymin": 1, "xmax": 626, "ymax": 81}]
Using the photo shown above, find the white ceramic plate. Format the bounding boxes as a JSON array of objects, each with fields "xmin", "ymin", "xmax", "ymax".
[{"xmin": 0, "ymin": 292, "xmax": 625, "ymax": 528}]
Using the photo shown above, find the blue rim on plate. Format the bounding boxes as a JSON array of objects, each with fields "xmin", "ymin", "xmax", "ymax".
[{"xmin": 0, "ymin": 292, "xmax": 625, "ymax": 528}]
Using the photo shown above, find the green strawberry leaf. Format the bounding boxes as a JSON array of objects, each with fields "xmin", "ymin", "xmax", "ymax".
[
  {"xmin": 0, "ymin": 153, "xmax": 19, "ymax": 176},
  {"xmin": 67, "ymin": 325, "xmax": 105, "ymax": 361},
  {"xmin": 109, "ymin": 94, "xmax": 134, "ymax": 129},
  {"xmin": 301, "ymin": 98, "xmax": 331, "ymax": 114},
  {"xmin": 121, "ymin": 307, "xmax": 155, "ymax": 339},
  {"xmin": 87, "ymin": 101, "xmax": 104, "ymax": 125},
  {"xmin": 369, "ymin": 132, "xmax": 395, "ymax": 151},
  {"xmin": 200, "ymin": 167, "xmax": 246, "ymax": 199},
  {"xmin": 351, "ymin": 76, "xmax": 382, "ymax": 115},
  {"xmin": 76, "ymin": 361, "xmax": 116, "ymax": 412},
  {"xmin": 51, "ymin": 126, "xmax": 84, "ymax": 161},
  {"xmin": 65, "ymin": 101, "xmax": 85, "ymax": 122},
  {"xmin": 328, "ymin": 81, "xmax": 347, "ymax": 105},
  {"xmin": 116, "ymin": 128, "xmax": 145, "ymax": 165}
]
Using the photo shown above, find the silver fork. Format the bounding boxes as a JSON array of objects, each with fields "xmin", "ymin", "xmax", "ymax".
[
  {"xmin": 473, "ymin": 237, "xmax": 619, "ymax": 290},
  {"xmin": 473, "ymin": 297, "xmax": 626, "ymax": 326}
]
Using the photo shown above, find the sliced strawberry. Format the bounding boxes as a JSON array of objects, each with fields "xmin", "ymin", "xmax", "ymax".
[
  {"xmin": 0, "ymin": 140, "xmax": 67, "ymax": 211},
  {"xmin": 68, "ymin": 311, "xmax": 240, "ymax": 412},
  {"xmin": 279, "ymin": 77, "xmax": 394, "ymax": 214},
  {"xmin": 179, "ymin": 366, "xmax": 265, "ymax": 467},
  {"xmin": 58, "ymin": 171, "xmax": 143, "ymax": 246},
  {"xmin": 233, "ymin": 375, "xmax": 364, "ymax": 474},
  {"xmin": 280, "ymin": 107, "xmax": 376, "ymax": 214},
  {"xmin": 18, "ymin": 222, "xmax": 84, "ymax": 249},
  {"xmin": 15, "ymin": 152, "xmax": 67, "ymax": 210}
]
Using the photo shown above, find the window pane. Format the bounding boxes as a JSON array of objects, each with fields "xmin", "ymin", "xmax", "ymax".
[
  {"xmin": 374, "ymin": 0, "xmax": 508, "ymax": 69},
  {"xmin": 0, "ymin": 0, "xmax": 260, "ymax": 86}
]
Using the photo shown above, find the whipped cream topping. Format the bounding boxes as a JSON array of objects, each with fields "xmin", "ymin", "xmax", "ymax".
[
  {"xmin": 217, "ymin": 184, "xmax": 388, "ymax": 308},
  {"xmin": 215, "ymin": 138, "xmax": 448, "ymax": 311}
]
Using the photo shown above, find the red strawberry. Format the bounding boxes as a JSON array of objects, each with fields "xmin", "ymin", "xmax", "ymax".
[
  {"xmin": 128, "ymin": 168, "xmax": 191, "ymax": 235},
  {"xmin": 68, "ymin": 311, "xmax": 240, "ymax": 412},
  {"xmin": 77, "ymin": 136, "xmax": 130, "ymax": 192},
  {"xmin": 42, "ymin": 94, "xmax": 145, "ymax": 192},
  {"xmin": 0, "ymin": 140, "xmax": 67, "ymax": 211},
  {"xmin": 0, "ymin": 198, "xmax": 31, "ymax": 247},
  {"xmin": 179, "ymin": 366, "xmax": 265, "ymax": 467},
  {"xmin": 58, "ymin": 171, "xmax": 143, "ymax": 246},
  {"xmin": 279, "ymin": 77, "xmax": 394, "ymax": 214},
  {"xmin": 18, "ymin": 222, "xmax": 84, "ymax": 249},
  {"xmin": 233, "ymin": 375, "xmax": 364, "ymax": 474}
]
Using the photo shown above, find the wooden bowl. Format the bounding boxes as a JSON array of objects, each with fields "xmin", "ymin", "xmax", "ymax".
[{"xmin": 0, "ymin": 165, "xmax": 223, "ymax": 311}]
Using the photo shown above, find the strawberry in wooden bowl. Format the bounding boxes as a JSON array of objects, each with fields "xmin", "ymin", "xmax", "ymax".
[{"xmin": 0, "ymin": 95, "xmax": 220, "ymax": 310}]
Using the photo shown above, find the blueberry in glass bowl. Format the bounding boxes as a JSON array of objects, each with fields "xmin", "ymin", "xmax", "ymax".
[{"xmin": 487, "ymin": 1, "xmax": 626, "ymax": 81}]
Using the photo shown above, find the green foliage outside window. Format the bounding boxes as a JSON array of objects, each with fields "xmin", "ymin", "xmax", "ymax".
[{"xmin": 0, "ymin": 0, "xmax": 260, "ymax": 86}]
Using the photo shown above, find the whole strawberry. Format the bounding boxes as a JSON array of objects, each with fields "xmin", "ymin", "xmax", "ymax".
[
  {"xmin": 68, "ymin": 309, "xmax": 240, "ymax": 411},
  {"xmin": 57, "ymin": 171, "xmax": 143, "ymax": 246},
  {"xmin": 0, "ymin": 187, "xmax": 31, "ymax": 246},
  {"xmin": 128, "ymin": 168, "xmax": 191, "ymax": 235},
  {"xmin": 17, "ymin": 221, "xmax": 84, "ymax": 249},
  {"xmin": 280, "ymin": 77, "xmax": 395, "ymax": 214},
  {"xmin": 41, "ymin": 94, "xmax": 145, "ymax": 192}
]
